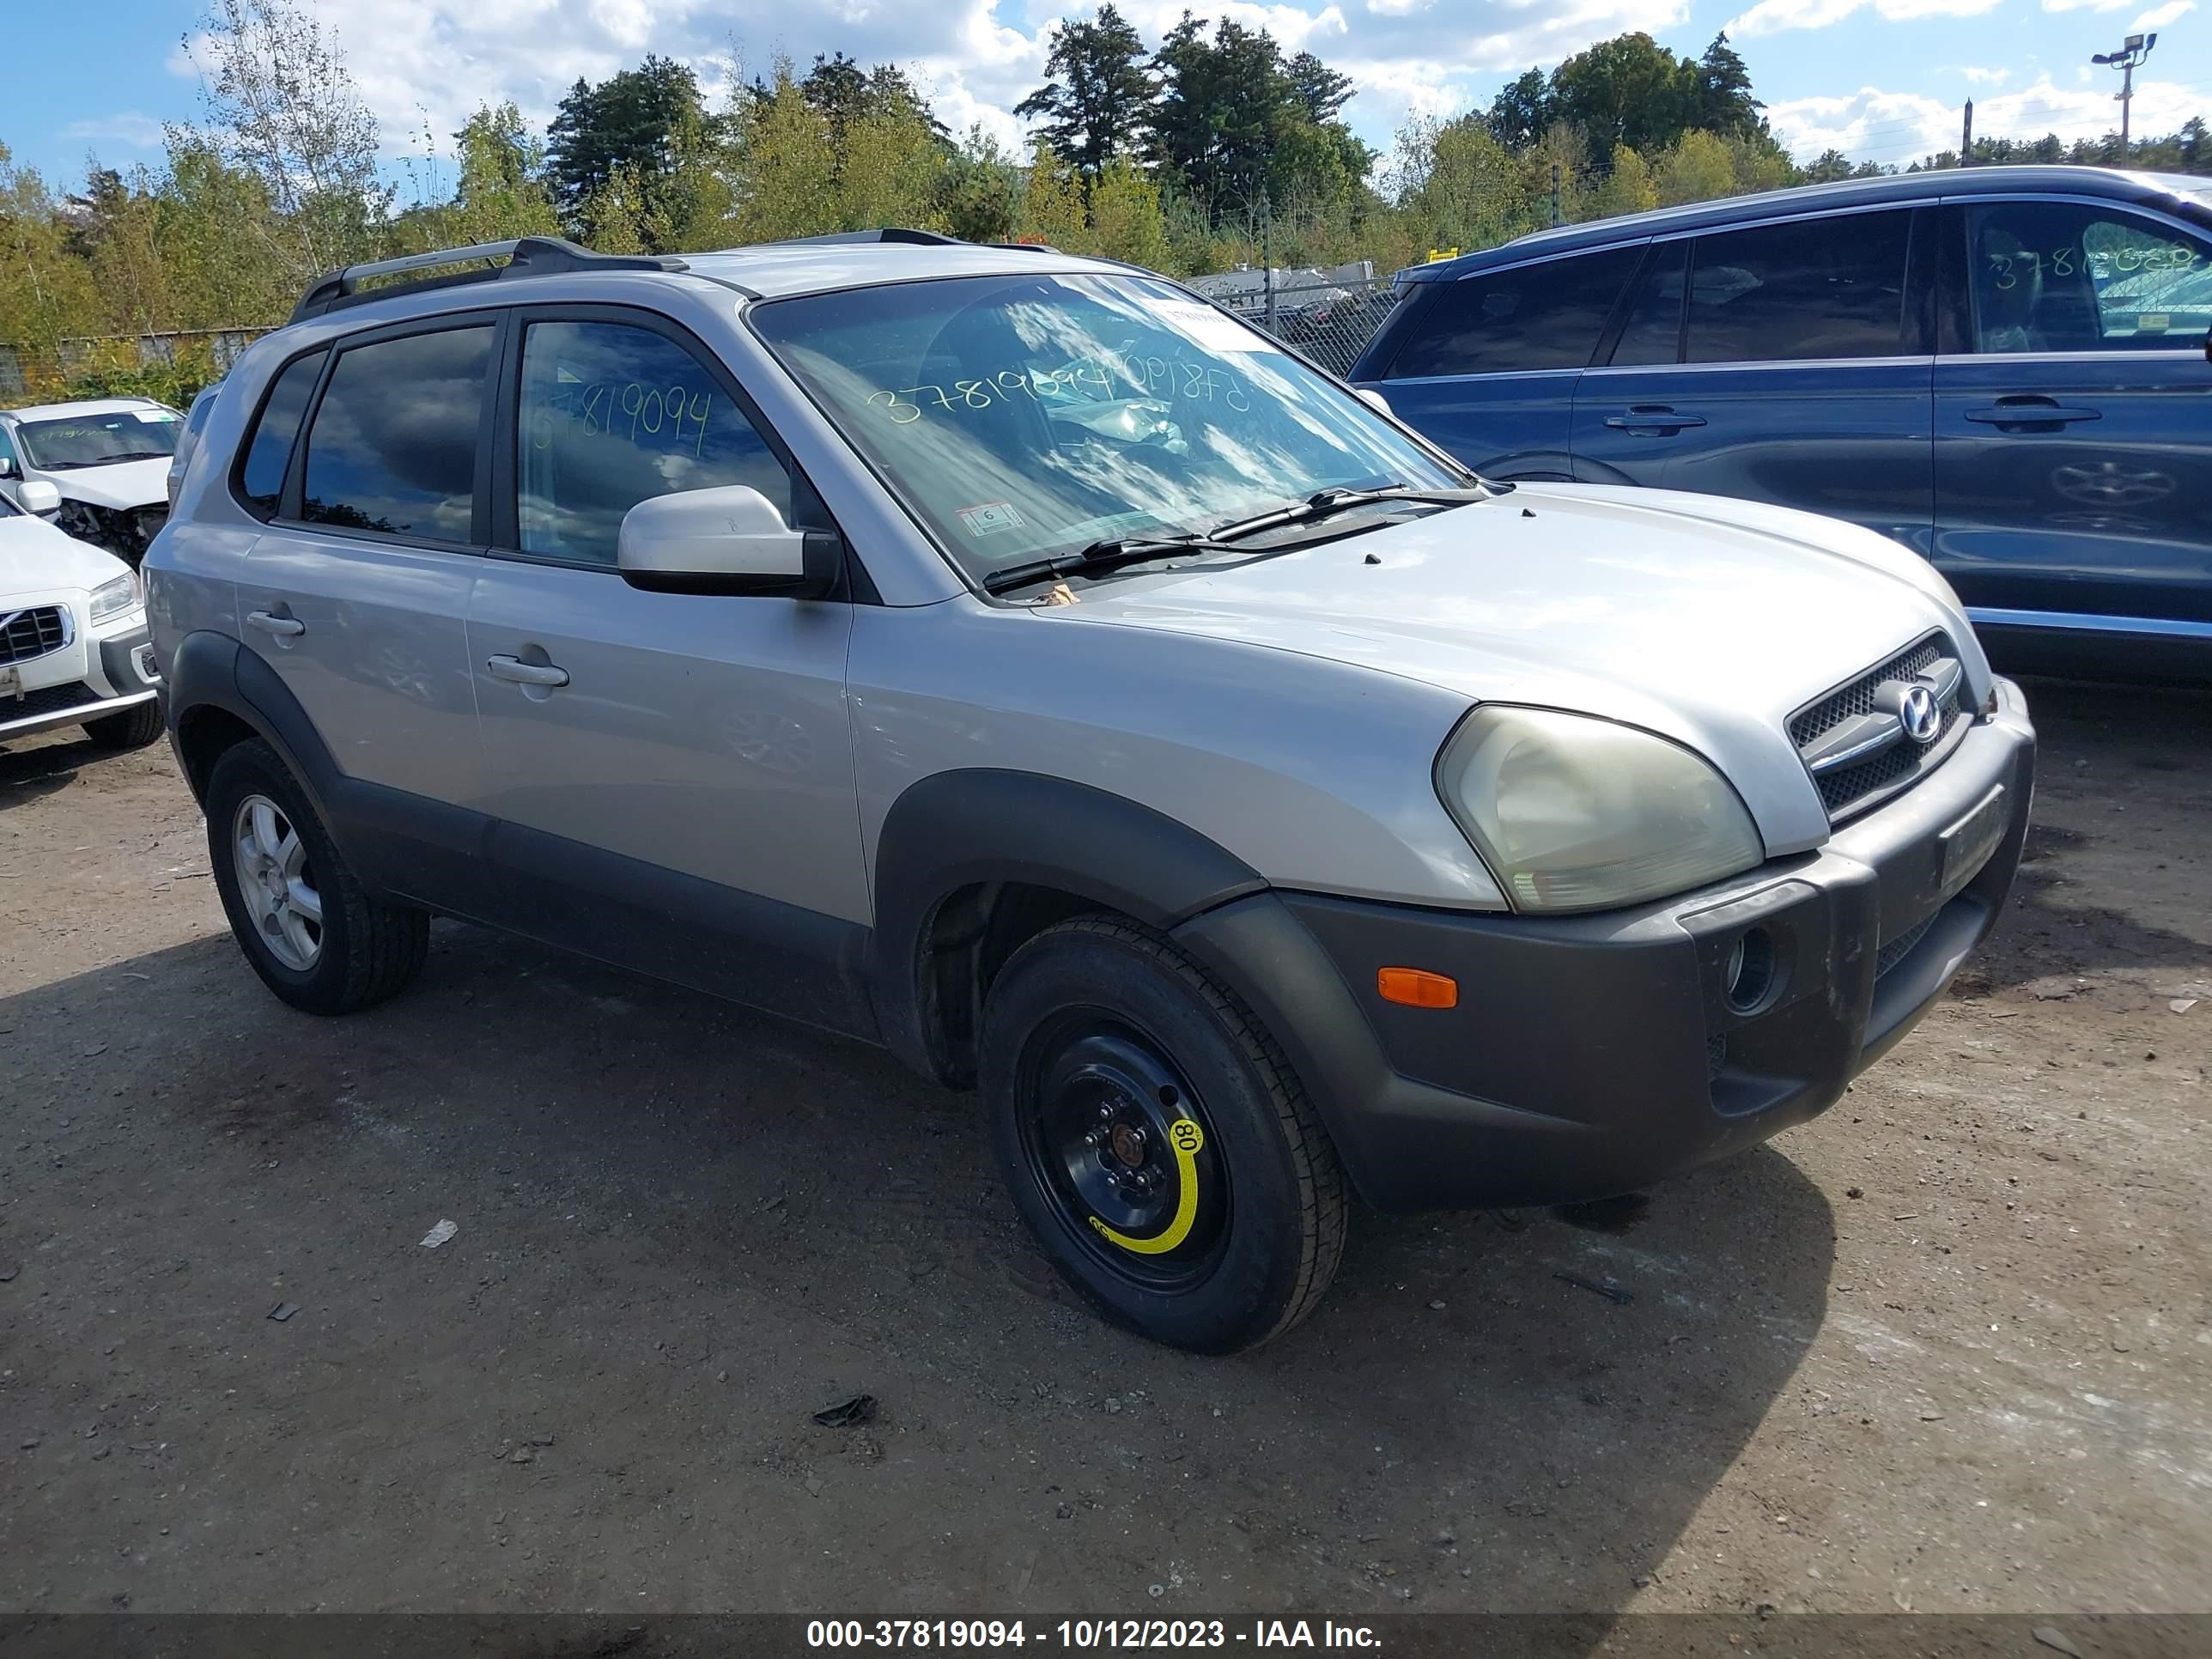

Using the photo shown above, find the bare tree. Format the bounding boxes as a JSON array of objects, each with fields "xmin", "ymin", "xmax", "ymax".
[{"xmin": 171, "ymin": 0, "xmax": 392, "ymax": 285}]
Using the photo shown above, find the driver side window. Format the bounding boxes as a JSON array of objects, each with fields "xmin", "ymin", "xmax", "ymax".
[
  {"xmin": 1966, "ymin": 200, "xmax": 2211, "ymax": 354},
  {"xmin": 516, "ymin": 319, "xmax": 790, "ymax": 568}
]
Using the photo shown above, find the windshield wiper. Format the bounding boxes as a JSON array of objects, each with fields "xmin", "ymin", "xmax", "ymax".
[
  {"xmin": 1208, "ymin": 483, "xmax": 1502, "ymax": 544},
  {"xmin": 981, "ymin": 534, "xmax": 1240, "ymax": 596}
]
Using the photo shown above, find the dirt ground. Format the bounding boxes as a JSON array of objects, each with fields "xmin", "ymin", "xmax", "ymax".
[{"xmin": 1, "ymin": 677, "xmax": 2207, "ymax": 1626}]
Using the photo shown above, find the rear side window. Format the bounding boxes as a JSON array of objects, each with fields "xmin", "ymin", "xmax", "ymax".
[
  {"xmin": 302, "ymin": 326, "xmax": 492, "ymax": 541},
  {"xmin": 515, "ymin": 319, "xmax": 790, "ymax": 567},
  {"xmin": 237, "ymin": 350, "xmax": 326, "ymax": 515},
  {"xmin": 1966, "ymin": 199, "xmax": 2212, "ymax": 352},
  {"xmin": 1683, "ymin": 210, "xmax": 1912, "ymax": 363},
  {"xmin": 1387, "ymin": 247, "xmax": 1640, "ymax": 379}
]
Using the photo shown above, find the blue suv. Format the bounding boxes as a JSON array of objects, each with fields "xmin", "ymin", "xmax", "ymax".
[{"xmin": 1352, "ymin": 167, "xmax": 2212, "ymax": 676}]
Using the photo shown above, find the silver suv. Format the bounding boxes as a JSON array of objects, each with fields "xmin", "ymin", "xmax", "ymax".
[{"xmin": 145, "ymin": 233, "xmax": 2036, "ymax": 1352}]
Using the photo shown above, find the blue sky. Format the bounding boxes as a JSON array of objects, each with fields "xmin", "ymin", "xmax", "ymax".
[{"xmin": 5, "ymin": 0, "xmax": 2204, "ymax": 197}]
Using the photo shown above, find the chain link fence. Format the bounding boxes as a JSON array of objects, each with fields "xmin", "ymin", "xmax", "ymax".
[{"xmin": 1188, "ymin": 264, "xmax": 1402, "ymax": 379}]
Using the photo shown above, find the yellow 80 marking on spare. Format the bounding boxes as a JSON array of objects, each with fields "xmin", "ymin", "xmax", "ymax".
[{"xmin": 1089, "ymin": 1118, "xmax": 1207, "ymax": 1255}]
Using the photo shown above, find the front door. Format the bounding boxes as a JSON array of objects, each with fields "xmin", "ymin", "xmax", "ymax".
[
  {"xmin": 1934, "ymin": 195, "xmax": 2212, "ymax": 634},
  {"xmin": 465, "ymin": 310, "xmax": 868, "ymax": 1031},
  {"xmin": 1574, "ymin": 207, "xmax": 1936, "ymax": 554}
]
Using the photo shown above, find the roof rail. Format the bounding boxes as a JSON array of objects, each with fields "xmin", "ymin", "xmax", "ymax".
[
  {"xmin": 760, "ymin": 228, "xmax": 967, "ymax": 248},
  {"xmin": 289, "ymin": 237, "xmax": 689, "ymax": 325}
]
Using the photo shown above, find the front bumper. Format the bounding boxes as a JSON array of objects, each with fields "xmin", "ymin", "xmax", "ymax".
[
  {"xmin": 0, "ymin": 618, "xmax": 161, "ymax": 742},
  {"xmin": 1174, "ymin": 678, "xmax": 2036, "ymax": 1212}
]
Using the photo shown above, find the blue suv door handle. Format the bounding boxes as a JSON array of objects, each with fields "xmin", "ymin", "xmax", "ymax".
[
  {"xmin": 1965, "ymin": 398, "xmax": 2101, "ymax": 428},
  {"xmin": 1604, "ymin": 406, "xmax": 1706, "ymax": 434}
]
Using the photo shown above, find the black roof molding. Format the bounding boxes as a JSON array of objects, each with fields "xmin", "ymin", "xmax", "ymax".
[{"xmin": 289, "ymin": 237, "xmax": 688, "ymax": 324}]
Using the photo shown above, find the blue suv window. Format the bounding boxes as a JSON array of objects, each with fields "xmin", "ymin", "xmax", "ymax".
[
  {"xmin": 1388, "ymin": 247, "xmax": 1641, "ymax": 379},
  {"xmin": 1966, "ymin": 200, "xmax": 2211, "ymax": 352},
  {"xmin": 1683, "ymin": 210, "xmax": 1912, "ymax": 364}
]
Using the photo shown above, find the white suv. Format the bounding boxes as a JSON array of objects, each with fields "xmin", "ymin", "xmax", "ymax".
[
  {"xmin": 0, "ymin": 478, "xmax": 165, "ymax": 750},
  {"xmin": 0, "ymin": 396, "xmax": 182, "ymax": 566}
]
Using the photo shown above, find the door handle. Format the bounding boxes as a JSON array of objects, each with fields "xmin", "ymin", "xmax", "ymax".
[
  {"xmin": 1604, "ymin": 406, "xmax": 1706, "ymax": 433},
  {"xmin": 246, "ymin": 610, "xmax": 305, "ymax": 639},
  {"xmin": 485, "ymin": 654, "xmax": 570, "ymax": 689},
  {"xmin": 1965, "ymin": 398, "xmax": 2101, "ymax": 426}
]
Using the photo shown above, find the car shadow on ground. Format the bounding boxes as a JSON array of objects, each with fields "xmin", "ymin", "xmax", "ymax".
[
  {"xmin": 3, "ymin": 920, "xmax": 1832, "ymax": 1626},
  {"xmin": 0, "ymin": 736, "xmax": 87, "ymax": 806}
]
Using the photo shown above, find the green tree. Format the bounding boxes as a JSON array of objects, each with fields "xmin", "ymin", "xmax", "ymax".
[
  {"xmin": 1015, "ymin": 5, "xmax": 1156, "ymax": 187},
  {"xmin": 1088, "ymin": 155, "xmax": 1170, "ymax": 270},
  {"xmin": 1691, "ymin": 33, "xmax": 1763, "ymax": 138},
  {"xmin": 937, "ymin": 127, "xmax": 1022, "ymax": 244},
  {"xmin": 0, "ymin": 145, "xmax": 102, "ymax": 358},
  {"xmin": 1589, "ymin": 143, "xmax": 1657, "ymax": 218},
  {"xmin": 1285, "ymin": 52, "xmax": 1354, "ymax": 123},
  {"xmin": 70, "ymin": 167, "xmax": 172, "ymax": 337},
  {"xmin": 1653, "ymin": 130, "xmax": 1737, "ymax": 206},
  {"xmin": 729, "ymin": 66, "xmax": 839, "ymax": 244},
  {"xmin": 545, "ymin": 56, "xmax": 710, "ymax": 238},
  {"xmin": 1549, "ymin": 33, "xmax": 1698, "ymax": 157},
  {"xmin": 1397, "ymin": 114, "xmax": 1534, "ymax": 255},
  {"xmin": 1018, "ymin": 139, "xmax": 1089, "ymax": 249},
  {"xmin": 1486, "ymin": 69, "xmax": 1552, "ymax": 153},
  {"xmin": 440, "ymin": 103, "xmax": 562, "ymax": 245}
]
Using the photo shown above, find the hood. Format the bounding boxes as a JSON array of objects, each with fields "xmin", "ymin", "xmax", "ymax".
[
  {"xmin": 45, "ymin": 458, "xmax": 171, "ymax": 511},
  {"xmin": 1045, "ymin": 482, "xmax": 1990, "ymax": 854},
  {"xmin": 0, "ymin": 511, "xmax": 134, "ymax": 599}
]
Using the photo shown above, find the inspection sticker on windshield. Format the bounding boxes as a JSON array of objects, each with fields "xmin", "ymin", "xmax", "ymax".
[
  {"xmin": 135, "ymin": 410, "xmax": 179, "ymax": 422},
  {"xmin": 957, "ymin": 501, "xmax": 1026, "ymax": 538}
]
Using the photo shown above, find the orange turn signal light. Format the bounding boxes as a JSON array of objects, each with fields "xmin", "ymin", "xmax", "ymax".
[{"xmin": 1376, "ymin": 967, "xmax": 1458, "ymax": 1009}]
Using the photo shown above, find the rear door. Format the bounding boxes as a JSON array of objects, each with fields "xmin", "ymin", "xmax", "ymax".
[
  {"xmin": 1362, "ymin": 244, "xmax": 1644, "ymax": 479},
  {"xmin": 1572, "ymin": 205, "xmax": 1936, "ymax": 554},
  {"xmin": 232, "ymin": 321, "xmax": 494, "ymax": 904},
  {"xmin": 1933, "ymin": 193, "xmax": 2212, "ymax": 634}
]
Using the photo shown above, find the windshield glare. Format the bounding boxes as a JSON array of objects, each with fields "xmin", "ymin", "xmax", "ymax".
[
  {"xmin": 752, "ymin": 273, "xmax": 1464, "ymax": 582},
  {"xmin": 16, "ymin": 409, "xmax": 182, "ymax": 469}
]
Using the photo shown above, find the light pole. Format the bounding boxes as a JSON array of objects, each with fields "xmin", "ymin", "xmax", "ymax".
[{"xmin": 2091, "ymin": 31, "xmax": 2157, "ymax": 160}]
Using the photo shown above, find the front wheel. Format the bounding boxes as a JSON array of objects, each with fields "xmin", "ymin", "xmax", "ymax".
[
  {"xmin": 981, "ymin": 918, "xmax": 1347, "ymax": 1352},
  {"xmin": 82, "ymin": 697, "xmax": 164, "ymax": 750}
]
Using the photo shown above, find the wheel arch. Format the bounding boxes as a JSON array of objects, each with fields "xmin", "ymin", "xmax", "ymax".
[
  {"xmin": 868, "ymin": 769, "xmax": 1267, "ymax": 1089},
  {"xmin": 167, "ymin": 630, "xmax": 345, "ymax": 830}
]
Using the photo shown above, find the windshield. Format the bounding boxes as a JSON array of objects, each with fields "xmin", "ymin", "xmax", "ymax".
[
  {"xmin": 751, "ymin": 272, "xmax": 1467, "ymax": 585},
  {"xmin": 16, "ymin": 408, "xmax": 182, "ymax": 469}
]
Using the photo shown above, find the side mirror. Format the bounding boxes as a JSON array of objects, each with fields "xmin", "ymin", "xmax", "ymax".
[
  {"xmin": 1354, "ymin": 386, "xmax": 1393, "ymax": 418},
  {"xmin": 617, "ymin": 485, "xmax": 842, "ymax": 599},
  {"xmin": 16, "ymin": 479, "xmax": 60, "ymax": 517},
  {"xmin": 0, "ymin": 454, "xmax": 18, "ymax": 479}
]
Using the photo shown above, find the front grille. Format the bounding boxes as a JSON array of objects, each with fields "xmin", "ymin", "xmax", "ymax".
[
  {"xmin": 1791, "ymin": 633, "xmax": 1966, "ymax": 823},
  {"xmin": 0, "ymin": 680, "xmax": 102, "ymax": 724},
  {"xmin": 1875, "ymin": 909, "xmax": 1939, "ymax": 978},
  {"xmin": 0, "ymin": 605, "xmax": 69, "ymax": 665}
]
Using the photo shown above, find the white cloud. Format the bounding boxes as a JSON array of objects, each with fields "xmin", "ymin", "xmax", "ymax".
[
  {"xmin": 1728, "ymin": 0, "xmax": 1999, "ymax": 38},
  {"xmin": 60, "ymin": 113, "xmax": 167, "ymax": 151},
  {"xmin": 2040, "ymin": 0, "xmax": 2128, "ymax": 13},
  {"xmin": 2130, "ymin": 0, "xmax": 2194, "ymax": 27},
  {"xmin": 1767, "ymin": 73, "xmax": 2202, "ymax": 162},
  {"xmin": 1960, "ymin": 65, "xmax": 2012, "ymax": 84}
]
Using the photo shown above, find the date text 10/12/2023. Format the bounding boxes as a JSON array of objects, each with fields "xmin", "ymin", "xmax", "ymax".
[{"xmin": 806, "ymin": 1621, "xmax": 1382, "ymax": 1649}]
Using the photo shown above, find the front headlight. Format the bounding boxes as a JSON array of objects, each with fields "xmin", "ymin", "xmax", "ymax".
[
  {"xmin": 88, "ymin": 573, "xmax": 141, "ymax": 623},
  {"xmin": 1436, "ymin": 707, "xmax": 1765, "ymax": 913}
]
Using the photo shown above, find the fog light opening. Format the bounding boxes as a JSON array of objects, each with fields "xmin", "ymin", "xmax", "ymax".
[{"xmin": 1725, "ymin": 927, "xmax": 1776, "ymax": 1013}]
